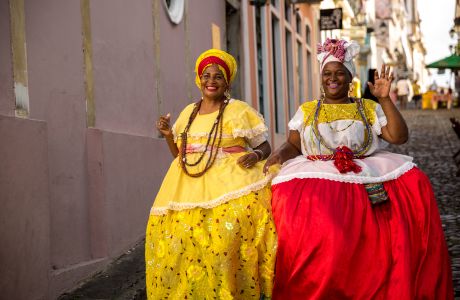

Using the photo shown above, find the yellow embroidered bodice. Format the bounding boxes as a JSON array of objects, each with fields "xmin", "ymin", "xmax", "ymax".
[
  {"xmin": 301, "ymin": 99, "xmax": 378, "ymax": 126},
  {"xmin": 172, "ymin": 99, "xmax": 267, "ymax": 149}
]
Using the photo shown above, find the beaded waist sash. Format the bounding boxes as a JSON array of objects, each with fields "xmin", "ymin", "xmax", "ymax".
[
  {"xmin": 184, "ymin": 145, "xmax": 246, "ymax": 154},
  {"xmin": 306, "ymin": 145, "xmax": 365, "ymax": 174}
]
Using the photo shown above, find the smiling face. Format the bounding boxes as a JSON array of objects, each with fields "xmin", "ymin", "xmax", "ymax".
[
  {"xmin": 200, "ymin": 64, "xmax": 228, "ymax": 101},
  {"xmin": 321, "ymin": 61, "xmax": 352, "ymax": 103}
]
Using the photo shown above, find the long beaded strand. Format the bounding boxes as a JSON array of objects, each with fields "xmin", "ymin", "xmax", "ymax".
[
  {"xmin": 180, "ymin": 100, "xmax": 218, "ymax": 167},
  {"xmin": 179, "ymin": 99, "xmax": 228, "ymax": 177}
]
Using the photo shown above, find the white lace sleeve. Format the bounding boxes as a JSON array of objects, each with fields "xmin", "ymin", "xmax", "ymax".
[
  {"xmin": 288, "ymin": 107, "xmax": 304, "ymax": 132},
  {"xmin": 246, "ymin": 134, "xmax": 267, "ymax": 148},
  {"xmin": 372, "ymin": 104, "xmax": 388, "ymax": 135}
]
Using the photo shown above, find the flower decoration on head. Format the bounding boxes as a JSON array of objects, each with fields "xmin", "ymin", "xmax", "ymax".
[
  {"xmin": 317, "ymin": 38, "xmax": 360, "ymax": 77},
  {"xmin": 194, "ymin": 49, "xmax": 237, "ymax": 88}
]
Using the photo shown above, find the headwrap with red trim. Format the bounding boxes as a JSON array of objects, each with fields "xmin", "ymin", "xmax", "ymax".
[
  {"xmin": 317, "ymin": 38, "xmax": 360, "ymax": 76},
  {"xmin": 194, "ymin": 49, "xmax": 237, "ymax": 88}
]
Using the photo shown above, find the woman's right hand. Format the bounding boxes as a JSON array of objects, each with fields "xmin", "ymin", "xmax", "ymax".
[
  {"xmin": 263, "ymin": 131, "xmax": 302, "ymax": 174},
  {"xmin": 263, "ymin": 152, "xmax": 282, "ymax": 174},
  {"xmin": 156, "ymin": 113, "xmax": 172, "ymax": 137}
]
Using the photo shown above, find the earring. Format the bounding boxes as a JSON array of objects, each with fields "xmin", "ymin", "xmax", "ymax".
[
  {"xmin": 320, "ymin": 86, "xmax": 325, "ymax": 101},
  {"xmin": 348, "ymin": 83, "xmax": 354, "ymax": 98},
  {"xmin": 224, "ymin": 90, "xmax": 231, "ymax": 101}
]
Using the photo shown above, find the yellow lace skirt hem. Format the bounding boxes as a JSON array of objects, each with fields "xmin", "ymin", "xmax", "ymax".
[{"xmin": 145, "ymin": 185, "xmax": 277, "ymax": 300}]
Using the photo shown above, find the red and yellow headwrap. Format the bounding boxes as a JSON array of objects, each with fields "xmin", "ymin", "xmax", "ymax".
[{"xmin": 195, "ymin": 49, "xmax": 237, "ymax": 88}]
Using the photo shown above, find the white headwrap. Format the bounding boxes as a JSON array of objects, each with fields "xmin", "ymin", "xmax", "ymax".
[{"xmin": 317, "ymin": 38, "xmax": 360, "ymax": 77}]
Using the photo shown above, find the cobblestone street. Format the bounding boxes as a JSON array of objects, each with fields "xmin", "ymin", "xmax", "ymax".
[
  {"xmin": 59, "ymin": 108, "xmax": 460, "ymax": 299},
  {"xmin": 387, "ymin": 108, "xmax": 460, "ymax": 296}
]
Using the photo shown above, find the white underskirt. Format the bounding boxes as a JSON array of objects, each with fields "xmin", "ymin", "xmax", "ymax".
[{"xmin": 272, "ymin": 150, "xmax": 416, "ymax": 185}]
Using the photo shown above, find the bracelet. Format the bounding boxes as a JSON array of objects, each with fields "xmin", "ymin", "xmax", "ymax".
[{"xmin": 253, "ymin": 149, "xmax": 264, "ymax": 161}]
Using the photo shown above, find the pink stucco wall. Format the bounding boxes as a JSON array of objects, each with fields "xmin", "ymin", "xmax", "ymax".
[
  {"xmin": 159, "ymin": 0, "xmax": 227, "ymax": 119},
  {"xmin": 159, "ymin": 3, "xmax": 189, "ymax": 118},
  {"xmin": 0, "ymin": 0, "xmax": 14, "ymax": 115},
  {"xmin": 187, "ymin": 1, "xmax": 226, "ymax": 59},
  {"xmin": 90, "ymin": 0, "xmax": 156, "ymax": 137},
  {"xmin": 0, "ymin": 116, "xmax": 50, "ymax": 299},
  {"xmin": 99, "ymin": 131, "xmax": 171, "ymax": 256},
  {"xmin": 25, "ymin": 0, "xmax": 91, "ymax": 272},
  {"xmin": 1, "ymin": 0, "xmax": 230, "ymax": 298}
]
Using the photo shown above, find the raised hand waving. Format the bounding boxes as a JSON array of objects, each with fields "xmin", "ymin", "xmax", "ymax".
[{"xmin": 367, "ymin": 64, "xmax": 393, "ymax": 100}]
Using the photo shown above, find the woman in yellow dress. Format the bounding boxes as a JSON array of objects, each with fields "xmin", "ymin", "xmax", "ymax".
[{"xmin": 145, "ymin": 49, "xmax": 277, "ymax": 299}]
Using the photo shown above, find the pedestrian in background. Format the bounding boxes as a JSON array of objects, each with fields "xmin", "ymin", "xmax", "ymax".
[
  {"xmin": 412, "ymin": 79, "xmax": 422, "ymax": 109},
  {"xmin": 264, "ymin": 38, "xmax": 453, "ymax": 299},
  {"xmin": 396, "ymin": 76, "xmax": 412, "ymax": 110},
  {"xmin": 146, "ymin": 49, "xmax": 277, "ymax": 299},
  {"xmin": 447, "ymin": 87, "xmax": 454, "ymax": 109},
  {"xmin": 363, "ymin": 68, "xmax": 379, "ymax": 102}
]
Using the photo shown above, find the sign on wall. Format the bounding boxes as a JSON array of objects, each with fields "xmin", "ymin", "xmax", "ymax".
[{"xmin": 320, "ymin": 8, "xmax": 343, "ymax": 31}]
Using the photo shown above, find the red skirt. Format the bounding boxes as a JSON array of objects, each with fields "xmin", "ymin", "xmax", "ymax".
[{"xmin": 271, "ymin": 167, "xmax": 453, "ymax": 299}]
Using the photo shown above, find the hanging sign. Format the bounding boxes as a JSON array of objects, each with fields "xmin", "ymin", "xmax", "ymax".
[{"xmin": 320, "ymin": 8, "xmax": 343, "ymax": 31}]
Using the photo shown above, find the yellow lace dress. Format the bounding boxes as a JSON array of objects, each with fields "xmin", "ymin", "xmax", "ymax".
[{"xmin": 145, "ymin": 99, "xmax": 277, "ymax": 300}]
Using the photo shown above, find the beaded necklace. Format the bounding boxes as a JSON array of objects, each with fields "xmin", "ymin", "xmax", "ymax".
[
  {"xmin": 307, "ymin": 98, "xmax": 373, "ymax": 160},
  {"xmin": 179, "ymin": 99, "xmax": 228, "ymax": 177}
]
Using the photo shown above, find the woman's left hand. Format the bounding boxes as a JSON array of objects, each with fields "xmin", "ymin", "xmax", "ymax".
[
  {"xmin": 237, "ymin": 152, "xmax": 259, "ymax": 169},
  {"xmin": 368, "ymin": 64, "xmax": 394, "ymax": 99}
]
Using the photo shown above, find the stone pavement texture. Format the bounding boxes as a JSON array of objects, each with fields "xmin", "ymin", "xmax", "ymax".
[
  {"xmin": 58, "ymin": 241, "xmax": 146, "ymax": 300},
  {"xmin": 59, "ymin": 109, "xmax": 460, "ymax": 299},
  {"xmin": 386, "ymin": 109, "xmax": 460, "ymax": 297}
]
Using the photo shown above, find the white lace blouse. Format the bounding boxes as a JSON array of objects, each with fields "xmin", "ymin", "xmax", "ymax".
[{"xmin": 272, "ymin": 99, "xmax": 415, "ymax": 185}]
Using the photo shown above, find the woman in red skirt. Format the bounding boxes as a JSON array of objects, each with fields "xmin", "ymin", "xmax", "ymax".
[{"xmin": 264, "ymin": 38, "xmax": 453, "ymax": 299}]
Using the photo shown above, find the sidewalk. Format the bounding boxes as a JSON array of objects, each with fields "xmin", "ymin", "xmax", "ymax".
[
  {"xmin": 59, "ymin": 108, "xmax": 460, "ymax": 299},
  {"xmin": 58, "ymin": 240, "xmax": 146, "ymax": 300}
]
